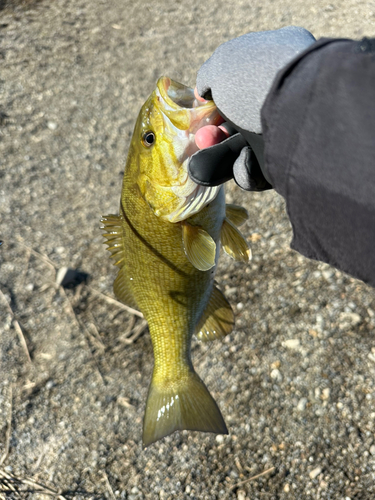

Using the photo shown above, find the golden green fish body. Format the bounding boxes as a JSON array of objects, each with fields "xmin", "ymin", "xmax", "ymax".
[
  {"xmin": 120, "ymin": 175, "xmax": 224, "ymax": 372},
  {"xmin": 102, "ymin": 77, "xmax": 251, "ymax": 446}
]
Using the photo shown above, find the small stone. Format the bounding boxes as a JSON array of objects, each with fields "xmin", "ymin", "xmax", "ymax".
[
  {"xmin": 250, "ymin": 233, "xmax": 261, "ymax": 242},
  {"xmin": 282, "ymin": 339, "xmax": 300, "ymax": 349},
  {"xmin": 185, "ymin": 485, "xmax": 191, "ymax": 494},
  {"xmin": 321, "ymin": 388, "xmax": 330, "ymax": 400},
  {"xmin": 47, "ymin": 121, "xmax": 58, "ymax": 130},
  {"xmin": 237, "ymin": 302, "xmax": 244, "ymax": 311},
  {"xmin": 25, "ymin": 283, "xmax": 34, "ymax": 292},
  {"xmin": 297, "ymin": 398, "xmax": 307, "ymax": 411},
  {"xmin": 309, "ymin": 466, "xmax": 322, "ymax": 479},
  {"xmin": 270, "ymin": 368, "xmax": 282, "ymax": 382},
  {"xmin": 283, "ymin": 484, "xmax": 290, "ymax": 493},
  {"xmin": 237, "ymin": 490, "xmax": 246, "ymax": 500},
  {"xmin": 370, "ymin": 445, "xmax": 375, "ymax": 455},
  {"xmin": 322, "ymin": 269, "xmax": 334, "ymax": 280},
  {"xmin": 216, "ymin": 435, "xmax": 224, "ymax": 444},
  {"xmin": 339, "ymin": 312, "xmax": 361, "ymax": 327}
]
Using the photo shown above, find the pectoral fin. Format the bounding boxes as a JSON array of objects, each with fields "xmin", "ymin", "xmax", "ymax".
[
  {"xmin": 101, "ymin": 214, "xmax": 126, "ymax": 268},
  {"xmin": 225, "ymin": 204, "xmax": 248, "ymax": 227},
  {"xmin": 195, "ymin": 285, "xmax": 234, "ymax": 341},
  {"xmin": 182, "ymin": 222, "xmax": 216, "ymax": 271},
  {"xmin": 221, "ymin": 218, "xmax": 252, "ymax": 262}
]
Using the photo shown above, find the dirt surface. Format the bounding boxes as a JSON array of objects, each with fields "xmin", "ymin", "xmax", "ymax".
[{"xmin": 1, "ymin": 0, "xmax": 375, "ymax": 498}]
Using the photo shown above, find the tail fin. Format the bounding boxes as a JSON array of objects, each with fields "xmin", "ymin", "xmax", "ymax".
[{"xmin": 142, "ymin": 370, "xmax": 228, "ymax": 447}]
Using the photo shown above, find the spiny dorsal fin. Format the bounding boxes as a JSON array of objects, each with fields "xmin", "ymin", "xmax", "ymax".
[
  {"xmin": 221, "ymin": 218, "xmax": 252, "ymax": 262},
  {"xmin": 195, "ymin": 285, "xmax": 234, "ymax": 342},
  {"xmin": 225, "ymin": 204, "xmax": 249, "ymax": 227},
  {"xmin": 113, "ymin": 267, "xmax": 138, "ymax": 310},
  {"xmin": 143, "ymin": 369, "xmax": 227, "ymax": 447},
  {"xmin": 181, "ymin": 222, "xmax": 216, "ymax": 271},
  {"xmin": 101, "ymin": 214, "xmax": 126, "ymax": 268}
]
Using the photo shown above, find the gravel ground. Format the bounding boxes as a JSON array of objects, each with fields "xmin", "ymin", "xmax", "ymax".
[{"xmin": 1, "ymin": 0, "xmax": 375, "ymax": 498}]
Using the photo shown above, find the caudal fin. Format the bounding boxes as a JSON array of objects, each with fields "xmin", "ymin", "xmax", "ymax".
[{"xmin": 142, "ymin": 370, "xmax": 228, "ymax": 447}]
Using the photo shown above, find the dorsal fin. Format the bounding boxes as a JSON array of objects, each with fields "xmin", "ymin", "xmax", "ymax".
[
  {"xmin": 181, "ymin": 222, "xmax": 216, "ymax": 271},
  {"xmin": 225, "ymin": 204, "xmax": 249, "ymax": 227},
  {"xmin": 195, "ymin": 285, "xmax": 234, "ymax": 341},
  {"xmin": 221, "ymin": 218, "xmax": 252, "ymax": 262},
  {"xmin": 101, "ymin": 214, "xmax": 126, "ymax": 268},
  {"xmin": 101, "ymin": 214, "xmax": 138, "ymax": 309}
]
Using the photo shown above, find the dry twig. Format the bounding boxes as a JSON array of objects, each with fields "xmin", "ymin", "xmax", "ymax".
[
  {"xmin": 14, "ymin": 237, "xmax": 57, "ymax": 271},
  {"xmin": 87, "ymin": 286, "xmax": 143, "ymax": 318},
  {"xmin": 0, "ymin": 468, "xmax": 67, "ymax": 499},
  {"xmin": 102, "ymin": 471, "xmax": 116, "ymax": 500},
  {"xmin": 0, "ymin": 386, "xmax": 13, "ymax": 466},
  {"xmin": 58, "ymin": 287, "xmax": 106, "ymax": 385},
  {"xmin": 0, "ymin": 288, "xmax": 31, "ymax": 364},
  {"xmin": 228, "ymin": 466, "xmax": 275, "ymax": 492}
]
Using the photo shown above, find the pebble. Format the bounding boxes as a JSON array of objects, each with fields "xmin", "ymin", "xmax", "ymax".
[
  {"xmin": 322, "ymin": 270, "xmax": 334, "ymax": 280},
  {"xmin": 297, "ymin": 398, "xmax": 307, "ymax": 411},
  {"xmin": 216, "ymin": 435, "xmax": 224, "ymax": 444},
  {"xmin": 309, "ymin": 466, "xmax": 322, "ymax": 479},
  {"xmin": 339, "ymin": 312, "xmax": 361, "ymax": 327},
  {"xmin": 369, "ymin": 445, "xmax": 375, "ymax": 456},
  {"xmin": 47, "ymin": 121, "xmax": 58, "ymax": 130},
  {"xmin": 282, "ymin": 339, "xmax": 300, "ymax": 349},
  {"xmin": 270, "ymin": 368, "xmax": 282, "ymax": 382},
  {"xmin": 321, "ymin": 388, "xmax": 330, "ymax": 400}
]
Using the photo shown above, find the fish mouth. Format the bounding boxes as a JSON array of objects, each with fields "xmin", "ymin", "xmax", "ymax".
[
  {"xmin": 155, "ymin": 77, "xmax": 220, "ymax": 132},
  {"xmin": 157, "ymin": 77, "xmax": 197, "ymax": 110},
  {"xmin": 153, "ymin": 77, "xmax": 222, "ymax": 223}
]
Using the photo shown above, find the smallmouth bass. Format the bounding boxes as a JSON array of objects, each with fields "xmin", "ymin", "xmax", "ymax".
[{"xmin": 102, "ymin": 77, "xmax": 251, "ymax": 446}]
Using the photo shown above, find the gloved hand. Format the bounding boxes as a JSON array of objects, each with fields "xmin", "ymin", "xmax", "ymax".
[{"xmin": 189, "ymin": 26, "xmax": 316, "ymax": 191}]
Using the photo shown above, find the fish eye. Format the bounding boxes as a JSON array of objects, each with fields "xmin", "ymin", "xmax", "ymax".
[{"xmin": 142, "ymin": 131, "xmax": 155, "ymax": 147}]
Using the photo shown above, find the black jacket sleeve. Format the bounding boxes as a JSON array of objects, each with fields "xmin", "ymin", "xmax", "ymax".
[{"xmin": 261, "ymin": 38, "xmax": 375, "ymax": 288}]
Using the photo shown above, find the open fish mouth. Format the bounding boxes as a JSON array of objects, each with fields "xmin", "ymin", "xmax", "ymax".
[
  {"xmin": 158, "ymin": 77, "xmax": 197, "ymax": 110},
  {"xmin": 154, "ymin": 77, "xmax": 222, "ymax": 223}
]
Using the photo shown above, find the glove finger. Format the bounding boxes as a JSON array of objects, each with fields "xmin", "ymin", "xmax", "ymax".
[
  {"xmin": 188, "ymin": 133, "xmax": 247, "ymax": 186},
  {"xmin": 233, "ymin": 146, "xmax": 272, "ymax": 191}
]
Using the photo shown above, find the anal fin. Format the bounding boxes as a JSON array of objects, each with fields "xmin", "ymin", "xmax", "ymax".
[
  {"xmin": 195, "ymin": 285, "xmax": 234, "ymax": 341},
  {"xmin": 225, "ymin": 204, "xmax": 249, "ymax": 226},
  {"xmin": 182, "ymin": 222, "xmax": 216, "ymax": 271},
  {"xmin": 221, "ymin": 218, "xmax": 252, "ymax": 262}
]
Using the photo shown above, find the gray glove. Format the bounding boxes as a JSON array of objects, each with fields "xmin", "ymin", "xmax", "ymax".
[{"xmin": 189, "ymin": 26, "xmax": 316, "ymax": 190}]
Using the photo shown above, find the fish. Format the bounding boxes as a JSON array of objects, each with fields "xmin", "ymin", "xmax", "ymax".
[{"xmin": 101, "ymin": 77, "xmax": 251, "ymax": 447}]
